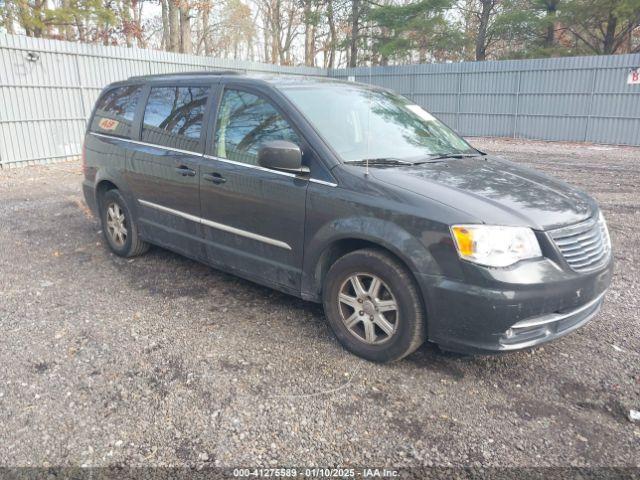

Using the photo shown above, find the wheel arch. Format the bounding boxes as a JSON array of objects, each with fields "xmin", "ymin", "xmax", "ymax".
[
  {"xmin": 95, "ymin": 179, "xmax": 119, "ymax": 208},
  {"xmin": 93, "ymin": 168, "xmax": 135, "ymax": 212},
  {"xmin": 301, "ymin": 219, "xmax": 437, "ymax": 312},
  {"xmin": 315, "ymin": 237, "xmax": 414, "ymax": 287}
]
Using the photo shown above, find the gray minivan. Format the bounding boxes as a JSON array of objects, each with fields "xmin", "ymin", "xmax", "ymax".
[{"xmin": 82, "ymin": 72, "xmax": 613, "ymax": 362}]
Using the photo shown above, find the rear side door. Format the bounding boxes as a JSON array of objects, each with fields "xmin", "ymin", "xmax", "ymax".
[
  {"xmin": 199, "ymin": 85, "xmax": 309, "ymax": 293},
  {"xmin": 125, "ymin": 82, "xmax": 213, "ymax": 258}
]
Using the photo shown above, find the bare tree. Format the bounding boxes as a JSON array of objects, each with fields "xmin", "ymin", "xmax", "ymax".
[
  {"xmin": 326, "ymin": 0, "xmax": 337, "ymax": 67},
  {"xmin": 179, "ymin": 2, "xmax": 192, "ymax": 53},
  {"xmin": 255, "ymin": 0, "xmax": 300, "ymax": 64},
  {"xmin": 303, "ymin": 0, "xmax": 317, "ymax": 66},
  {"xmin": 132, "ymin": 0, "xmax": 147, "ymax": 47},
  {"xmin": 168, "ymin": 0, "xmax": 180, "ymax": 51},
  {"xmin": 123, "ymin": 0, "xmax": 134, "ymax": 47},
  {"xmin": 348, "ymin": 0, "xmax": 359, "ymax": 66},
  {"xmin": 475, "ymin": 0, "xmax": 499, "ymax": 60},
  {"xmin": 199, "ymin": 0, "xmax": 214, "ymax": 55},
  {"xmin": 160, "ymin": 0, "xmax": 170, "ymax": 49}
]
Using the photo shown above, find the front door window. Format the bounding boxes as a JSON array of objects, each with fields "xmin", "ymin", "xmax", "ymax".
[{"xmin": 214, "ymin": 89, "xmax": 300, "ymax": 166}]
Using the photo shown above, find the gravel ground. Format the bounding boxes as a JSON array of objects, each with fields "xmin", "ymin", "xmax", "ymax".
[{"xmin": 0, "ymin": 137, "xmax": 638, "ymax": 470}]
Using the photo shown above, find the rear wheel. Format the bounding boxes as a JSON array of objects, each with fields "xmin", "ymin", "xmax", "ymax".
[
  {"xmin": 99, "ymin": 189, "xmax": 149, "ymax": 257},
  {"xmin": 322, "ymin": 248, "xmax": 426, "ymax": 362}
]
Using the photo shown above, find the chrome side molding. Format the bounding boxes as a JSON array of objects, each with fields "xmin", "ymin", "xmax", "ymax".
[
  {"xmin": 138, "ymin": 199, "xmax": 292, "ymax": 251},
  {"xmin": 90, "ymin": 132, "xmax": 201, "ymax": 158}
]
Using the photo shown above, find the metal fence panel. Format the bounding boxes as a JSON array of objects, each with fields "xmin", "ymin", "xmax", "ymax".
[
  {"xmin": 331, "ymin": 53, "xmax": 640, "ymax": 146},
  {"xmin": 1, "ymin": 32, "xmax": 639, "ymax": 167},
  {"xmin": 0, "ymin": 34, "xmax": 326, "ymax": 167}
]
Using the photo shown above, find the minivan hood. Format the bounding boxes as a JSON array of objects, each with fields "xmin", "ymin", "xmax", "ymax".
[{"xmin": 371, "ymin": 156, "xmax": 596, "ymax": 230}]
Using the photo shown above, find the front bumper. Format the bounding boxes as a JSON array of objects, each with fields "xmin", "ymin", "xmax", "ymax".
[
  {"xmin": 497, "ymin": 291, "xmax": 604, "ymax": 350},
  {"xmin": 416, "ymin": 256, "xmax": 613, "ymax": 354}
]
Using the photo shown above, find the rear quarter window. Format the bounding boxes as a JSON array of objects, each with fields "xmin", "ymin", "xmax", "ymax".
[{"xmin": 90, "ymin": 85, "xmax": 143, "ymax": 139}]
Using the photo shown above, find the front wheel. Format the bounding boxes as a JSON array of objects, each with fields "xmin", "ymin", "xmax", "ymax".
[{"xmin": 322, "ymin": 249, "xmax": 427, "ymax": 362}]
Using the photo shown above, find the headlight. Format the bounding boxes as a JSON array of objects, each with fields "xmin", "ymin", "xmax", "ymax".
[{"xmin": 450, "ymin": 225, "xmax": 542, "ymax": 267}]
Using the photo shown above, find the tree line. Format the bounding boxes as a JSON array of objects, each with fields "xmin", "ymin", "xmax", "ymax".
[{"xmin": 1, "ymin": 0, "xmax": 639, "ymax": 67}]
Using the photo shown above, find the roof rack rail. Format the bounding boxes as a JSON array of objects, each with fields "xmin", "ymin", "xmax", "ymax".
[{"xmin": 128, "ymin": 70, "xmax": 243, "ymax": 80}]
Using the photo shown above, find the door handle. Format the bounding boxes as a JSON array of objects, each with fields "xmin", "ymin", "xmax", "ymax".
[
  {"xmin": 175, "ymin": 165, "xmax": 196, "ymax": 177},
  {"xmin": 203, "ymin": 172, "xmax": 227, "ymax": 184}
]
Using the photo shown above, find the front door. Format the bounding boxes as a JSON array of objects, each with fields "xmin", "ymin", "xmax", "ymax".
[
  {"xmin": 199, "ymin": 87, "xmax": 308, "ymax": 293},
  {"xmin": 127, "ymin": 84, "xmax": 211, "ymax": 258}
]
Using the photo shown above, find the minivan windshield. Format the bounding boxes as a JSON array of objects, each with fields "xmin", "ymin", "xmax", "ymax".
[{"xmin": 280, "ymin": 83, "xmax": 476, "ymax": 164}]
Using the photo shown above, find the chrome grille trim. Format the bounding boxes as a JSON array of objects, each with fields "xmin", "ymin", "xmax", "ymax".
[
  {"xmin": 499, "ymin": 292, "xmax": 606, "ymax": 349},
  {"xmin": 549, "ymin": 215, "xmax": 611, "ymax": 273},
  {"xmin": 510, "ymin": 292, "xmax": 606, "ymax": 330},
  {"xmin": 555, "ymin": 230, "xmax": 600, "ymax": 247},
  {"xmin": 562, "ymin": 236, "xmax": 601, "ymax": 252}
]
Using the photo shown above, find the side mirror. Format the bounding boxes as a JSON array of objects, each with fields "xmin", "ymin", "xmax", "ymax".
[{"xmin": 257, "ymin": 140, "xmax": 308, "ymax": 174}]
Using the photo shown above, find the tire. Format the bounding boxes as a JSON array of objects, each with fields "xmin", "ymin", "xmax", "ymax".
[
  {"xmin": 322, "ymin": 248, "xmax": 427, "ymax": 362},
  {"xmin": 99, "ymin": 189, "xmax": 149, "ymax": 258}
]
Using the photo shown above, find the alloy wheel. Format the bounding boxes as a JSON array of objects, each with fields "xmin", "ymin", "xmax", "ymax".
[
  {"xmin": 338, "ymin": 273, "xmax": 399, "ymax": 345},
  {"xmin": 106, "ymin": 202, "xmax": 127, "ymax": 247}
]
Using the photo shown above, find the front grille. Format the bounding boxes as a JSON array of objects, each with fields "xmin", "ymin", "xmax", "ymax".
[{"xmin": 549, "ymin": 215, "xmax": 611, "ymax": 273}]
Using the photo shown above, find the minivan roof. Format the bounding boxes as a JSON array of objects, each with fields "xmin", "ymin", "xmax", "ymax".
[
  {"xmin": 118, "ymin": 71, "xmax": 374, "ymax": 91},
  {"xmin": 127, "ymin": 70, "xmax": 242, "ymax": 81}
]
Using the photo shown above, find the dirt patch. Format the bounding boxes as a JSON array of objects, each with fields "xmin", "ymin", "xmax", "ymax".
[{"xmin": 0, "ymin": 139, "xmax": 638, "ymax": 468}]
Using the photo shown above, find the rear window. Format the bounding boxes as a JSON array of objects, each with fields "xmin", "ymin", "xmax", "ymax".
[
  {"xmin": 90, "ymin": 85, "xmax": 143, "ymax": 139},
  {"xmin": 141, "ymin": 86, "xmax": 209, "ymax": 153}
]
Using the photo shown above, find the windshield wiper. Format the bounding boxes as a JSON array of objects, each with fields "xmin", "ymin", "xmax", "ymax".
[
  {"xmin": 415, "ymin": 152, "xmax": 483, "ymax": 163},
  {"xmin": 344, "ymin": 158, "xmax": 413, "ymax": 166},
  {"xmin": 344, "ymin": 153, "xmax": 484, "ymax": 167}
]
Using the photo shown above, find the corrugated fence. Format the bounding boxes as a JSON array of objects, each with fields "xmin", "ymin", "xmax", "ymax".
[
  {"xmin": 333, "ymin": 55, "xmax": 640, "ymax": 146},
  {"xmin": 1, "ymin": 33, "xmax": 639, "ymax": 167},
  {"xmin": 0, "ymin": 34, "xmax": 324, "ymax": 167}
]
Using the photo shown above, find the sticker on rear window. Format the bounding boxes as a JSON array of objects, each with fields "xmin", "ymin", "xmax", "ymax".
[{"xmin": 98, "ymin": 118, "xmax": 119, "ymax": 131}]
